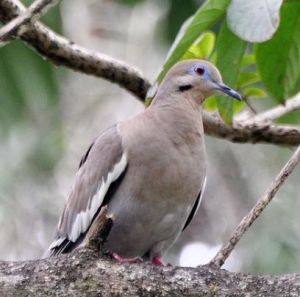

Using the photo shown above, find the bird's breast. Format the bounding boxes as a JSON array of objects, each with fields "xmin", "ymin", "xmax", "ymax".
[{"xmin": 120, "ymin": 116, "xmax": 206, "ymax": 205}]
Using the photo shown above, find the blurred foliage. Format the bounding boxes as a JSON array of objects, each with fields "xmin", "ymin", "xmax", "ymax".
[
  {"xmin": 117, "ymin": 0, "xmax": 201, "ymax": 42},
  {"xmin": 183, "ymin": 31, "xmax": 215, "ymax": 60},
  {"xmin": 163, "ymin": 0, "xmax": 200, "ymax": 44},
  {"xmin": 116, "ymin": 0, "xmax": 144, "ymax": 6},
  {"xmin": 0, "ymin": 5, "xmax": 63, "ymax": 172},
  {"xmin": 152, "ymin": 0, "xmax": 300, "ymax": 124},
  {"xmin": 0, "ymin": 4, "xmax": 62, "ymax": 126}
]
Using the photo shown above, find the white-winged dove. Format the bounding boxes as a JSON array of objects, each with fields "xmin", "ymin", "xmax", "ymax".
[{"xmin": 46, "ymin": 59, "xmax": 241, "ymax": 264}]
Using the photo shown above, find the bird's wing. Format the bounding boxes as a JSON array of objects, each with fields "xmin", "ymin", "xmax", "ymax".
[
  {"xmin": 182, "ymin": 177, "xmax": 207, "ymax": 231},
  {"xmin": 47, "ymin": 125, "xmax": 127, "ymax": 256}
]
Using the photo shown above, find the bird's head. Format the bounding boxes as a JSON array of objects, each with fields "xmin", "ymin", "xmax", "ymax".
[{"xmin": 154, "ymin": 59, "xmax": 241, "ymax": 105}]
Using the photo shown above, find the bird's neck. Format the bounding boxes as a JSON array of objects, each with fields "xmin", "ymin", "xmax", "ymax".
[
  {"xmin": 151, "ymin": 86, "xmax": 204, "ymax": 109},
  {"xmin": 148, "ymin": 92, "xmax": 204, "ymax": 138},
  {"xmin": 150, "ymin": 90, "xmax": 204, "ymax": 115}
]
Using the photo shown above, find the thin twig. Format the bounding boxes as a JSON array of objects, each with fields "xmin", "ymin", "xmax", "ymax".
[
  {"xmin": 0, "ymin": 0, "xmax": 300, "ymax": 146},
  {"xmin": 209, "ymin": 145, "xmax": 300, "ymax": 268},
  {"xmin": 243, "ymin": 97, "xmax": 257, "ymax": 115},
  {"xmin": 0, "ymin": 0, "xmax": 59, "ymax": 43},
  {"xmin": 243, "ymin": 93, "xmax": 300, "ymax": 124}
]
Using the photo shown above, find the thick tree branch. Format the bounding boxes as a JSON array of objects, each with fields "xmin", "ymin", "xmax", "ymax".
[
  {"xmin": 1, "ymin": 250, "xmax": 300, "ymax": 297},
  {"xmin": 210, "ymin": 145, "xmax": 300, "ymax": 268},
  {"xmin": 203, "ymin": 112, "xmax": 300, "ymax": 145},
  {"xmin": 0, "ymin": 0, "xmax": 59, "ymax": 42}
]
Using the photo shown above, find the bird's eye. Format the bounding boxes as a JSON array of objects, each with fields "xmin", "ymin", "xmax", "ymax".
[{"xmin": 195, "ymin": 66, "xmax": 205, "ymax": 76}]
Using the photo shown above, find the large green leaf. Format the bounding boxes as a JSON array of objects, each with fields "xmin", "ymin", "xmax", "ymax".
[
  {"xmin": 227, "ymin": 0, "xmax": 283, "ymax": 42},
  {"xmin": 256, "ymin": 1, "xmax": 300, "ymax": 103},
  {"xmin": 182, "ymin": 31, "xmax": 216, "ymax": 60},
  {"xmin": 157, "ymin": 0, "xmax": 230, "ymax": 82},
  {"xmin": 215, "ymin": 22, "xmax": 247, "ymax": 123}
]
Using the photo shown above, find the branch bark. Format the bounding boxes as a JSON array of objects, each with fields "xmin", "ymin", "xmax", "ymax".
[
  {"xmin": 0, "ymin": 0, "xmax": 59, "ymax": 42},
  {"xmin": 203, "ymin": 112, "xmax": 300, "ymax": 145},
  {"xmin": 1, "ymin": 250, "xmax": 300, "ymax": 297},
  {"xmin": 82, "ymin": 206, "xmax": 113, "ymax": 252}
]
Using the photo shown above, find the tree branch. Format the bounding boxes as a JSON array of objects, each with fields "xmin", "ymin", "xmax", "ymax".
[
  {"xmin": 243, "ymin": 93, "xmax": 300, "ymax": 124},
  {"xmin": 203, "ymin": 112, "xmax": 300, "ymax": 145},
  {"xmin": 0, "ymin": 0, "xmax": 59, "ymax": 43},
  {"xmin": 210, "ymin": 145, "xmax": 300, "ymax": 268},
  {"xmin": 1, "ymin": 250, "xmax": 300, "ymax": 296},
  {"xmin": 0, "ymin": 0, "xmax": 150, "ymax": 99}
]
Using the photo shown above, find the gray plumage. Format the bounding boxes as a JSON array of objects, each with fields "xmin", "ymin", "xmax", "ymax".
[{"xmin": 46, "ymin": 59, "xmax": 241, "ymax": 261}]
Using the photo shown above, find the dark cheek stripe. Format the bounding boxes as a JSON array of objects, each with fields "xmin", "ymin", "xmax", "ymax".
[{"xmin": 178, "ymin": 84, "xmax": 193, "ymax": 92}]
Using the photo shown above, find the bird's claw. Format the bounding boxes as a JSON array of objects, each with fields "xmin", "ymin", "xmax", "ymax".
[{"xmin": 152, "ymin": 256, "xmax": 164, "ymax": 266}]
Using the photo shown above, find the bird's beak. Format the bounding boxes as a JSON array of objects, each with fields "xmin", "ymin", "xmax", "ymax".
[{"xmin": 216, "ymin": 82, "xmax": 242, "ymax": 101}]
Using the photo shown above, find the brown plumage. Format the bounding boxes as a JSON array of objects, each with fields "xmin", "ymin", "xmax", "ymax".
[{"xmin": 45, "ymin": 59, "xmax": 241, "ymax": 263}]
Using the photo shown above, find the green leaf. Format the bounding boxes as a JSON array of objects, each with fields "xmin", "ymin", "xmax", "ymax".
[
  {"xmin": 157, "ymin": 0, "xmax": 230, "ymax": 82},
  {"xmin": 227, "ymin": 0, "xmax": 283, "ymax": 42},
  {"xmin": 241, "ymin": 54, "xmax": 255, "ymax": 68},
  {"xmin": 243, "ymin": 87, "xmax": 267, "ymax": 98},
  {"xmin": 116, "ymin": 0, "xmax": 144, "ymax": 6},
  {"xmin": 204, "ymin": 95, "xmax": 218, "ymax": 111},
  {"xmin": 233, "ymin": 100, "xmax": 246, "ymax": 113},
  {"xmin": 215, "ymin": 22, "xmax": 247, "ymax": 124},
  {"xmin": 256, "ymin": 1, "xmax": 300, "ymax": 103},
  {"xmin": 276, "ymin": 110, "xmax": 300, "ymax": 125},
  {"xmin": 182, "ymin": 31, "xmax": 216, "ymax": 60},
  {"xmin": 195, "ymin": 31, "xmax": 216, "ymax": 59},
  {"xmin": 237, "ymin": 72, "xmax": 260, "ymax": 88}
]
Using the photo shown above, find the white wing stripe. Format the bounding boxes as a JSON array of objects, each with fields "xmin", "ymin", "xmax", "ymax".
[
  {"xmin": 198, "ymin": 176, "xmax": 207, "ymax": 208},
  {"xmin": 69, "ymin": 153, "xmax": 127, "ymax": 242}
]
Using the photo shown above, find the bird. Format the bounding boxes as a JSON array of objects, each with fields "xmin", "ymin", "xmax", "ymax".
[{"xmin": 45, "ymin": 59, "xmax": 241, "ymax": 265}]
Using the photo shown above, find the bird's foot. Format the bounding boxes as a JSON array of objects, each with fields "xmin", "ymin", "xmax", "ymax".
[
  {"xmin": 111, "ymin": 252, "xmax": 142, "ymax": 264},
  {"xmin": 152, "ymin": 256, "xmax": 164, "ymax": 266}
]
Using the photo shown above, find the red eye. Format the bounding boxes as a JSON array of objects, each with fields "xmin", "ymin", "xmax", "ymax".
[{"xmin": 195, "ymin": 66, "xmax": 205, "ymax": 76}]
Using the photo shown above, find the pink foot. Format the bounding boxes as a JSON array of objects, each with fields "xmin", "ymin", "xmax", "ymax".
[
  {"xmin": 152, "ymin": 256, "xmax": 164, "ymax": 266},
  {"xmin": 111, "ymin": 252, "xmax": 142, "ymax": 264}
]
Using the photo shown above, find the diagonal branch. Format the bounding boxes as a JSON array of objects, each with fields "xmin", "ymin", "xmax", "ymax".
[
  {"xmin": 0, "ymin": 0, "xmax": 59, "ymax": 43},
  {"xmin": 0, "ymin": 0, "xmax": 300, "ymax": 147},
  {"xmin": 0, "ymin": 0, "xmax": 150, "ymax": 99},
  {"xmin": 210, "ymin": 144, "xmax": 300, "ymax": 268},
  {"xmin": 243, "ymin": 93, "xmax": 300, "ymax": 124}
]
